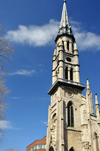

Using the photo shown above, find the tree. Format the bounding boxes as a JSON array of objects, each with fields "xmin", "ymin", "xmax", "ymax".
[{"xmin": 0, "ymin": 24, "xmax": 14, "ymax": 140}]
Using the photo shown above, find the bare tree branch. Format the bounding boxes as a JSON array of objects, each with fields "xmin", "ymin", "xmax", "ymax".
[{"xmin": 0, "ymin": 24, "xmax": 14, "ymax": 140}]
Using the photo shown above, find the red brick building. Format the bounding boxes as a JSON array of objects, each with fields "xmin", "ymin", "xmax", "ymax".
[{"xmin": 26, "ymin": 136, "xmax": 46, "ymax": 151}]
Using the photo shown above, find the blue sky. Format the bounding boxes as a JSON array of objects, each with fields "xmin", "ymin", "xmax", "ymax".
[{"xmin": 0, "ymin": 0, "xmax": 100, "ymax": 150}]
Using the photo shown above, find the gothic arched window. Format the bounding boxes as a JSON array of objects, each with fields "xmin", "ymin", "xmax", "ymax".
[
  {"xmin": 67, "ymin": 41, "xmax": 69, "ymax": 51},
  {"xmin": 72, "ymin": 43, "xmax": 74, "ymax": 54},
  {"xmin": 69, "ymin": 147, "xmax": 74, "ymax": 151},
  {"xmin": 62, "ymin": 41, "xmax": 64, "ymax": 50},
  {"xmin": 68, "ymin": 101, "xmax": 74, "ymax": 127},
  {"xmin": 65, "ymin": 67, "xmax": 68, "ymax": 80},
  {"xmin": 52, "ymin": 113, "xmax": 56, "ymax": 123},
  {"xmin": 70, "ymin": 68, "xmax": 73, "ymax": 81},
  {"xmin": 49, "ymin": 146, "xmax": 54, "ymax": 151}
]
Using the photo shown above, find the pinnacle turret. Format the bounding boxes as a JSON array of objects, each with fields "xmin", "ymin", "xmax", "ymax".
[
  {"xmin": 95, "ymin": 93, "xmax": 99, "ymax": 105},
  {"xmin": 95, "ymin": 93, "xmax": 100, "ymax": 119},
  {"xmin": 87, "ymin": 78, "xmax": 90, "ymax": 90}
]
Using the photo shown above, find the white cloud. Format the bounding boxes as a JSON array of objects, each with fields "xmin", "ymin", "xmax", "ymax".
[
  {"xmin": 8, "ymin": 69, "xmax": 36, "ymax": 76},
  {"xmin": 6, "ymin": 19, "xmax": 59, "ymax": 47},
  {"xmin": 6, "ymin": 19, "xmax": 100, "ymax": 51},
  {"xmin": 41, "ymin": 121, "xmax": 47, "ymax": 125},
  {"xmin": 70, "ymin": 19, "xmax": 100, "ymax": 51},
  {"xmin": 12, "ymin": 97, "xmax": 22, "ymax": 100},
  {"xmin": 40, "ymin": 69, "xmax": 43, "ymax": 72},
  {"xmin": 0, "ymin": 120, "xmax": 12, "ymax": 129},
  {"xmin": 0, "ymin": 120, "xmax": 21, "ymax": 130},
  {"xmin": 39, "ymin": 64, "xmax": 43, "ymax": 67}
]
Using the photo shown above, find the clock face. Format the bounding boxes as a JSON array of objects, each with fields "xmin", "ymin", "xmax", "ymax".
[{"xmin": 66, "ymin": 57, "xmax": 71, "ymax": 62}]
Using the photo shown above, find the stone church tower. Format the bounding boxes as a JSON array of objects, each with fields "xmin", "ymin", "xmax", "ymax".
[{"xmin": 46, "ymin": 1, "xmax": 100, "ymax": 151}]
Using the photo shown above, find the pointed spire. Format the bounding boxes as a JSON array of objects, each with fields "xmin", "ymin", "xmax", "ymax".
[
  {"xmin": 95, "ymin": 93, "xmax": 99, "ymax": 105},
  {"xmin": 87, "ymin": 78, "xmax": 90, "ymax": 89},
  {"xmin": 55, "ymin": 0, "xmax": 75, "ymax": 43},
  {"xmin": 60, "ymin": 0, "xmax": 69, "ymax": 28}
]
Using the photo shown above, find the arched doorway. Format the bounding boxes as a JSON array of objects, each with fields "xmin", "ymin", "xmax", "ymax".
[{"xmin": 49, "ymin": 146, "xmax": 54, "ymax": 151}]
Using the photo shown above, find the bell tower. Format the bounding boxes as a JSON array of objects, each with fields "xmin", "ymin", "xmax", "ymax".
[
  {"xmin": 46, "ymin": 1, "xmax": 100, "ymax": 151},
  {"xmin": 52, "ymin": 0, "xmax": 80, "ymax": 85}
]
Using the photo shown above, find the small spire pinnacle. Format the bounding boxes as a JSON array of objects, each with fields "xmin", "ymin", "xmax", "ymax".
[
  {"xmin": 95, "ymin": 93, "xmax": 99, "ymax": 105},
  {"xmin": 87, "ymin": 78, "xmax": 90, "ymax": 89}
]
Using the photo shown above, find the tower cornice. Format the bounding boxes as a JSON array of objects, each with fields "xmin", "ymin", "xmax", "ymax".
[
  {"xmin": 55, "ymin": 32, "xmax": 75, "ymax": 43},
  {"xmin": 48, "ymin": 78, "xmax": 85, "ymax": 95}
]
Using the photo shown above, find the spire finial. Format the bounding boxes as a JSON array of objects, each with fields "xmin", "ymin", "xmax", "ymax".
[{"xmin": 63, "ymin": 0, "xmax": 66, "ymax": 3}]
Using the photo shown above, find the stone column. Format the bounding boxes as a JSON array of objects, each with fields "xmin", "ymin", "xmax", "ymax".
[
  {"xmin": 74, "ymin": 43, "xmax": 80, "ymax": 83},
  {"xmin": 55, "ymin": 101, "xmax": 59, "ymax": 151},
  {"xmin": 95, "ymin": 93, "xmax": 99, "ymax": 119},
  {"xmin": 58, "ymin": 100, "xmax": 61, "ymax": 151},
  {"xmin": 52, "ymin": 60, "xmax": 57, "ymax": 84},
  {"xmin": 73, "ymin": 68, "xmax": 76, "ymax": 82},
  {"xmin": 64, "ymin": 41, "xmax": 67, "ymax": 52},
  {"xmin": 69, "ymin": 41, "xmax": 72, "ymax": 53},
  {"xmin": 61, "ymin": 100, "xmax": 64, "ymax": 150},
  {"xmin": 68, "ymin": 67, "xmax": 70, "ymax": 81},
  {"xmin": 52, "ymin": 49, "xmax": 57, "ymax": 84},
  {"xmin": 59, "ymin": 49, "xmax": 64, "ymax": 79},
  {"xmin": 97, "ymin": 124, "xmax": 100, "ymax": 151},
  {"xmin": 75, "ymin": 66, "xmax": 80, "ymax": 83},
  {"xmin": 46, "ymin": 106, "xmax": 51, "ymax": 151}
]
